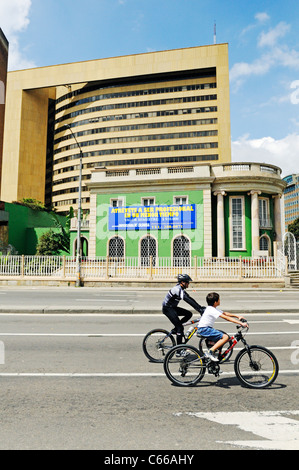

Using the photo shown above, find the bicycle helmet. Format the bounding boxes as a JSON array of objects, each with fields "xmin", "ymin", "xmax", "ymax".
[{"xmin": 177, "ymin": 274, "xmax": 192, "ymax": 283}]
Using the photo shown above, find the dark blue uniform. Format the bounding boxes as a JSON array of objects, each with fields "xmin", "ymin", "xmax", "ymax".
[{"xmin": 162, "ymin": 284, "xmax": 204, "ymax": 344}]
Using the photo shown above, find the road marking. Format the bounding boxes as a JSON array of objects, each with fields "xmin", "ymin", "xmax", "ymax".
[
  {"xmin": 0, "ymin": 370, "xmax": 298, "ymax": 378},
  {"xmin": 182, "ymin": 411, "xmax": 299, "ymax": 450},
  {"xmin": 0, "ymin": 333, "xmax": 145, "ymax": 337},
  {"xmin": 0, "ymin": 331, "xmax": 299, "ymax": 337},
  {"xmin": 75, "ymin": 299, "xmax": 132, "ymax": 302},
  {"xmin": 0, "ymin": 372, "xmax": 166, "ymax": 377}
]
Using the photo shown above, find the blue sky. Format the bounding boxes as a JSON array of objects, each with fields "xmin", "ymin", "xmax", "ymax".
[{"xmin": 1, "ymin": 0, "xmax": 299, "ymax": 175}]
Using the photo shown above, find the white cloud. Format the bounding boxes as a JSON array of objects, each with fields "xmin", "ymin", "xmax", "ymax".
[
  {"xmin": 241, "ymin": 11, "xmax": 270, "ymax": 36},
  {"xmin": 258, "ymin": 21, "xmax": 290, "ymax": 48},
  {"xmin": 231, "ymin": 17, "xmax": 299, "ymax": 90},
  {"xmin": 0, "ymin": 0, "xmax": 36, "ymax": 70},
  {"xmin": 232, "ymin": 134, "xmax": 299, "ymax": 177},
  {"xmin": 255, "ymin": 12, "xmax": 270, "ymax": 24},
  {"xmin": 230, "ymin": 53, "xmax": 273, "ymax": 82}
]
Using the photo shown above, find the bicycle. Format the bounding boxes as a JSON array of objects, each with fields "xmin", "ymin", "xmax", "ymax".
[
  {"xmin": 142, "ymin": 319, "xmax": 233, "ymax": 364},
  {"xmin": 163, "ymin": 322, "xmax": 279, "ymax": 389}
]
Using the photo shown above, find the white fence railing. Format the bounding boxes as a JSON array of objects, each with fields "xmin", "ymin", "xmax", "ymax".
[{"xmin": 0, "ymin": 255, "xmax": 285, "ymax": 280}]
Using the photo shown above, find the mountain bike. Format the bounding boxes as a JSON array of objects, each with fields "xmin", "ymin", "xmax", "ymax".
[
  {"xmin": 142, "ymin": 319, "xmax": 233, "ymax": 364},
  {"xmin": 163, "ymin": 322, "xmax": 279, "ymax": 389}
]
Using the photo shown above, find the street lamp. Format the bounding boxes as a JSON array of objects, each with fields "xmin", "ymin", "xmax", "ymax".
[{"xmin": 64, "ymin": 124, "xmax": 83, "ymax": 287}]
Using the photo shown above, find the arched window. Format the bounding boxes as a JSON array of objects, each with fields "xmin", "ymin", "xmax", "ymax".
[
  {"xmin": 73, "ymin": 237, "xmax": 89, "ymax": 257},
  {"xmin": 108, "ymin": 236, "xmax": 124, "ymax": 258},
  {"xmin": 173, "ymin": 235, "xmax": 190, "ymax": 267},
  {"xmin": 140, "ymin": 235, "xmax": 157, "ymax": 266},
  {"xmin": 259, "ymin": 234, "xmax": 270, "ymax": 254}
]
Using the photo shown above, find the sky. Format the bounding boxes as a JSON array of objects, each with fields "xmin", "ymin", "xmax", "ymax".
[{"xmin": 1, "ymin": 0, "xmax": 299, "ymax": 176}]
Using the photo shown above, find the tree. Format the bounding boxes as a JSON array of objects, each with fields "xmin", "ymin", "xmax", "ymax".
[
  {"xmin": 36, "ymin": 208, "xmax": 74, "ymax": 255},
  {"xmin": 36, "ymin": 230, "xmax": 62, "ymax": 255},
  {"xmin": 13, "ymin": 198, "xmax": 47, "ymax": 211},
  {"xmin": 288, "ymin": 217, "xmax": 299, "ymax": 240}
]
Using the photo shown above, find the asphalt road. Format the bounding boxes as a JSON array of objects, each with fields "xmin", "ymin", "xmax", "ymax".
[
  {"xmin": 0, "ymin": 285, "xmax": 298, "ymax": 313},
  {"xmin": 0, "ymin": 312, "xmax": 298, "ymax": 450}
]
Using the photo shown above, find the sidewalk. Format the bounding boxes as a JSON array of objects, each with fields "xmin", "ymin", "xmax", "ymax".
[{"xmin": 0, "ymin": 286, "xmax": 297, "ymax": 314}]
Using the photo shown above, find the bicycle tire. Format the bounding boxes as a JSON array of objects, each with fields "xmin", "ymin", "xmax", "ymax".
[
  {"xmin": 234, "ymin": 345, "xmax": 279, "ymax": 389},
  {"xmin": 163, "ymin": 344, "xmax": 206, "ymax": 386},
  {"xmin": 198, "ymin": 330, "xmax": 233, "ymax": 364},
  {"xmin": 142, "ymin": 328, "xmax": 176, "ymax": 363}
]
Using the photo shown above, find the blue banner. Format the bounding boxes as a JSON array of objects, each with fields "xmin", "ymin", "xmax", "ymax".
[{"xmin": 108, "ymin": 204, "xmax": 196, "ymax": 231}]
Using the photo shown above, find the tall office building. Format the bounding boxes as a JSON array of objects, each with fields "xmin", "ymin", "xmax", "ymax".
[
  {"xmin": 283, "ymin": 173, "xmax": 299, "ymax": 229},
  {"xmin": 0, "ymin": 28, "xmax": 8, "ymax": 186},
  {"xmin": 1, "ymin": 44, "xmax": 231, "ymax": 215}
]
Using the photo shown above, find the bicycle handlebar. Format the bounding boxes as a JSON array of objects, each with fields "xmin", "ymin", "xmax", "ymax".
[{"xmin": 237, "ymin": 319, "xmax": 249, "ymax": 330}]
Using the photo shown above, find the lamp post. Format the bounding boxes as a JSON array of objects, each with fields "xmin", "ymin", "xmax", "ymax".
[{"xmin": 65, "ymin": 124, "xmax": 83, "ymax": 287}]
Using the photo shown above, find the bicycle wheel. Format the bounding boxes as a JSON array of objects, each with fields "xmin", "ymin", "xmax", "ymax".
[
  {"xmin": 163, "ymin": 344, "xmax": 206, "ymax": 386},
  {"xmin": 142, "ymin": 329, "xmax": 176, "ymax": 363},
  {"xmin": 198, "ymin": 330, "xmax": 233, "ymax": 363},
  {"xmin": 234, "ymin": 345, "xmax": 279, "ymax": 389}
]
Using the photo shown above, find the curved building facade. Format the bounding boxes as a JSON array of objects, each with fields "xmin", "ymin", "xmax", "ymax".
[
  {"xmin": 53, "ymin": 74, "xmax": 219, "ymax": 214},
  {"xmin": 0, "ymin": 28, "xmax": 8, "ymax": 181},
  {"xmin": 1, "ymin": 44, "xmax": 231, "ymax": 216}
]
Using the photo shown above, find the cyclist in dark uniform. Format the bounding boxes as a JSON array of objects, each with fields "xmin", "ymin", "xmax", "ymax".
[{"xmin": 162, "ymin": 274, "xmax": 205, "ymax": 345}]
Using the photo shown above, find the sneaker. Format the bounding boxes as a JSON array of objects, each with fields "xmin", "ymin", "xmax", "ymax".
[{"xmin": 205, "ymin": 349, "xmax": 219, "ymax": 362}]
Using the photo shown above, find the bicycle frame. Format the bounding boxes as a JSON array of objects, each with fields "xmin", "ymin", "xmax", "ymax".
[{"xmin": 218, "ymin": 326, "xmax": 248, "ymax": 361}]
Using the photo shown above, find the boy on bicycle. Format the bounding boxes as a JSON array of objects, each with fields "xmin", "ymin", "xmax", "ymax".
[
  {"xmin": 197, "ymin": 292, "xmax": 248, "ymax": 361},
  {"xmin": 162, "ymin": 274, "xmax": 205, "ymax": 345}
]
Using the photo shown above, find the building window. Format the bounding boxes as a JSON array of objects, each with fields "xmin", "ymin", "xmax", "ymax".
[
  {"xmin": 110, "ymin": 198, "xmax": 124, "ymax": 207},
  {"xmin": 259, "ymin": 198, "xmax": 272, "ymax": 228},
  {"xmin": 229, "ymin": 196, "xmax": 245, "ymax": 250},
  {"xmin": 174, "ymin": 196, "xmax": 188, "ymax": 205},
  {"xmin": 140, "ymin": 235, "xmax": 157, "ymax": 266},
  {"xmin": 142, "ymin": 197, "xmax": 155, "ymax": 206},
  {"xmin": 259, "ymin": 235, "xmax": 269, "ymax": 252},
  {"xmin": 173, "ymin": 235, "xmax": 190, "ymax": 266},
  {"xmin": 108, "ymin": 236, "xmax": 124, "ymax": 258}
]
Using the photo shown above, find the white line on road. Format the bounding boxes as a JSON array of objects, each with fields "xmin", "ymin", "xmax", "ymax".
[
  {"xmin": 182, "ymin": 411, "xmax": 299, "ymax": 450},
  {"xmin": 0, "ymin": 331, "xmax": 298, "ymax": 336},
  {"xmin": 0, "ymin": 313, "xmax": 299, "ymax": 317},
  {"xmin": 0, "ymin": 333, "xmax": 145, "ymax": 337},
  {"xmin": 0, "ymin": 370, "xmax": 297, "ymax": 378}
]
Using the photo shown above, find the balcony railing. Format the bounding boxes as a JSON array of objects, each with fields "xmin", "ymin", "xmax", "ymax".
[{"xmin": 259, "ymin": 217, "xmax": 273, "ymax": 229}]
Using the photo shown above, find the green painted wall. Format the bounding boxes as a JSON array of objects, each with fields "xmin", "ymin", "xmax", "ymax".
[
  {"xmin": 221, "ymin": 193, "xmax": 274, "ymax": 257},
  {"xmin": 224, "ymin": 193, "xmax": 252, "ymax": 257},
  {"xmin": 4, "ymin": 203, "xmax": 67, "ymax": 255},
  {"xmin": 70, "ymin": 229, "xmax": 89, "ymax": 257},
  {"xmin": 96, "ymin": 190, "xmax": 204, "ymax": 258}
]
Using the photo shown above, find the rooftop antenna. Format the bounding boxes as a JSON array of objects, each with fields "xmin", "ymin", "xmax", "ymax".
[{"xmin": 214, "ymin": 21, "xmax": 216, "ymax": 44}]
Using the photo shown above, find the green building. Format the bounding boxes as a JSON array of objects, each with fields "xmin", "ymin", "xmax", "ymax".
[
  {"xmin": 70, "ymin": 162, "xmax": 286, "ymax": 262},
  {"xmin": 0, "ymin": 201, "xmax": 67, "ymax": 255}
]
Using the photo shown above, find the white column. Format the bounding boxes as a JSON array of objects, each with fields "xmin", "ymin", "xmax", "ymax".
[
  {"xmin": 214, "ymin": 191, "xmax": 226, "ymax": 258},
  {"xmin": 273, "ymin": 194, "xmax": 283, "ymax": 244},
  {"xmin": 203, "ymin": 189, "xmax": 212, "ymax": 257},
  {"xmin": 250, "ymin": 190, "xmax": 261, "ymax": 256}
]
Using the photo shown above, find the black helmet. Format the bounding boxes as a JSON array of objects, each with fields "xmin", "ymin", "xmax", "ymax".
[{"xmin": 177, "ymin": 274, "xmax": 192, "ymax": 283}]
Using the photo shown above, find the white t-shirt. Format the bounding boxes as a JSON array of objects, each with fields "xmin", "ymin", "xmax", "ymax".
[{"xmin": 197, "ymin": 306, "xmax": 223, "ymax": 328}]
